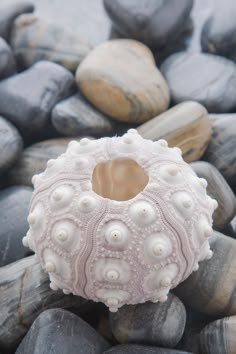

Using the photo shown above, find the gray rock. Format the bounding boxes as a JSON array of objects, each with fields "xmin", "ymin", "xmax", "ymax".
[
  {"xmin": 110, "ymin": 293, "xmax": 186, "ymax": 348},
  {"xmin": 203, "ymin": 113, "xmax": 236, "ymax": 192},
  {"xmin": 16, "ymin": 308, "xmax": 110, "ymax": 354},
  {"xmin": 191, "ymin": 161, "xmax": 236, "ymax": 230},
  {"xmin": 103, "ymin": 0, "xmax": 193, "ymax": 49},
  {"xmin": 0, "ymin": 1, "xmax": 34, "ymax": 40},
  {"xmin": 0, "ymin": 256, "xmax": 87, "ymax": 352},
  {"xmin": 0, "ymin": 186, "xmax": 32, "ymax": 266},
  {"xmin": 11, "ymin": 14, "xmax": 91, "ymax": 72},
  {"xmin": 0, "ymin": 116, "xmax": 23, "ymax": 175},
  {"xmin": 52, "ymin": 93, "xmax": 114, "ymax": 136},
  {"xmin": 0, "ymin": 61, "xmax": 74, "ymax": 143},
  {"xmin": 201, "ymin": 0, "xmax": 236, "ymax": 62},
  {"xmin": 0, "ymin": 37, "xmax": 16, "ymax": 79},
  {"xmin": 161, "ymin": 52, "xmax": 236, "ymax": 113},
  {"xmin": 103, "ymin": 344, "xmax": 193, "ymax": 354}
]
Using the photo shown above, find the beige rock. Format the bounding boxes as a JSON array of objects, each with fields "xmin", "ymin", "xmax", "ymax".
[
  {"xmin": 137, "ymin": 101, "xmax": 211, "ymax": 162},
  {"xmin": 76, "ymin": 39, "xmax": 170, "ymax": 123}
]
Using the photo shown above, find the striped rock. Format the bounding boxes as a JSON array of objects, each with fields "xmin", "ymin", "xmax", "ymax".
[
  {"xmin": 175, "ymin": 231, "xmax": 236, "ymax": 317},
  {"xmin": 11, "ymin": 14, "xmax": 91, "ymax": 72},
  {"xmin": 200, "ymin": 316, "xmax": 236, "ymax": 354},
  {"xmin": 137, "ymin": 101, "xmax": 211, "ymax": 162},
  {"xmin": 191, "ymin": 161, "xmax": 236, "ymax": 229},
  {"xmin": 76, "ymin": 39, "xmax": 170, "ymax": 123}
]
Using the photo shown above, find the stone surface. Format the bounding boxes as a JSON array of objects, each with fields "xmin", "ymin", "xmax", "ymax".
[
  {"xmin": 175, "ymin": 231, "xmax": 236, "ymax": 317},
  {"xmin": 0, "ymin": 1, "xmax": 34, "ymax": 40},
  {"xmin": 203, "ymin": 114, "xmax": 236, "ymax": 192},
  {"xmin": 103, "ymin": 345, "xmax": 193, "ymax": 354},
  {"xmin": 0, "ymin": 37, "xmax": 16, "ymax": 79},
  {"xmin": 200, "ymin": 316, "xmax": 236, "ymax": 354},
  {"xmin": 137, "ymin": 101, "xmax": 211, "ymax": 163},
  {"xmin": 6, "ymin": 137, "xmax": 86, "ymax": 187},
  {"xmin": 161, "ymin": 52, "xmax": 236, "ymax": 113},
  {"xmin": 0, "ymin": 186, "xmax": 32, "ymax": 266},
  {"xmin": 0, "ymin": 116, "xmax": 23, "ymax": 175},
  {"xmin": 103, "ymin": 0, "xmax": 193, "ymax": 50},
  {"xmin": 16, "ymin": 308, "xmax": 110, "ymax": 354},
  {"xmin": 201, "ymin": 0, "xmax": 236, "ymax": 62},
  {"xmin": 11, "ymin": 14, "xmax": 91, "ymax": 72},
  {"xmin": 0, "ymin": 255, "xmax": 87, "ymax": 352},
  {"xmin": 52, "ymin": 93, "xmax": 115, "ymax": 136},
  {"xmin": 109, "ymin": 294, "xmax": 186, "ymax": 348},
  {"xmin": 191, "ymin": 161, "xmax": 236, "ymax": 230},
  {"xmin": 76, "ymin": 39, "xmax": 170, "ymax": 123},
  {"xmin": 0, "ymin": 61, "xmax": 74, "ymax": 143}
]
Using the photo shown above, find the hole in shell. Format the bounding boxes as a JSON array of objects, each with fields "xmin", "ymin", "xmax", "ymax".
[{"xmin": 92, "ymin": 159, "xmax": 149, "ymax": 201}]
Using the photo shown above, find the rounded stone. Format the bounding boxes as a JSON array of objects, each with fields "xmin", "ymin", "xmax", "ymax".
[
  {"xmin": 109, "ymin": 293, "xmax": 186, "ymax": 348},
  {"xmin": 76, "ymin": 39, "xmax": 170, "ymax": 123},
  {"xmin": 161, "ymin": 52, "xmax": 236, "ymax": 113},
  {"xmin": 0, "ymin": 37, "xmax": 16, "ymax": 80}
]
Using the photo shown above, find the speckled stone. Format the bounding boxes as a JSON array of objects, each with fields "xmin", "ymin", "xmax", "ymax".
[
  {"xmin": 175, "ymin": 231, "xmax": 236, "ymax": 317},
  {"xmin": 161, "ymin": 52, "xmax": 236, "ymax": 113},
  {"xmin": 0, "ymin": 1, "xmax": 34, "ymax": 40},
  {"xmin": 76, "ymin": 39, "xmax": 170, "ymax": 123},
  {"xmin": 0, "ymin": 116, "xmax": 23, "ymax": 175},
  {"xmin": 137, "ymin": 101, "xmax": 211, "ymax": 162},
  {"xmin": 103, "ymin": 344, "xmax": 193, "ymax": 354},
  {"xmin": 0, "ymin": 37, "xmax": 16, "ymax": 79},
  {"xmin": 11, "ymin": 14, "xmax": 91, "ymax": 72},
  {"xmin": 16, "ymin": 309, "xmax": 110, "ymax": 354},
  {"xmin": 52, "ymin": 93, "xmax": 114, "ymax": 136},
  {"xmin": 0, "ymin": 186, "xmax": 32, "ymax": 266},
  {"xmin": 109, "ymin": 294, "xmax": 186, "ymax": 348},
  {"xmin": 191, "ymin": 161, "xmax": 236, "ymax": 230},
  {"xmin": 200, "ymin": 316, "xmax": 236, "ymax": 354},
  {"xmin": 0, "ymin": 61, "xmax": 74, "ymax": 143},
  {"xmin": 201, "ymin": 0, "xmax": 236, "ymax": 62},
  {"xmin": 103, "ymin": 0, "xmax": 193, "ymax": 50}
]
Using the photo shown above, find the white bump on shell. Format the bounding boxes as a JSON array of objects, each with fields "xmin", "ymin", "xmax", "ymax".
[
  {"xmin": 159, "ymin": 295, "xmax": 168, "ymax": 303},
  {"xmin": 103, "ymin": 221, "xmax": 130, "ymax": 249},
  {"xmin": 127, "ymin": 128, "xmax": 138, "ymax": 135},
  {"xmin": 47, "ymin": 159, "xmax": 55, "ymax": 168},
  {"xmin": 80, "ymin": 138, "xmax": 91, "ymax": 146},
  {"xmin": 27, "ymin": 213, "xmax": 36, "ymax": 225},
  {"xmin": 45, "ymin": 261, "xmax": 56, "ymax": 273},
  {"xmin": 199, "ymin": 178, "xmax": 208, "ymax": 188},
  {"xmin": 160, "ymin": 276, "xmax": 172, "ymax": 287},
  {"xmin": 173, "ymin": 147, "xmax": 182, "ymax": 155},
  {"xmin": 158, "ymin": 139, "xmax": 168, "ymax": 147},
  {"xmin": 78, "ymin": 195, "xmax": 96, "ymax": 213},
  {"xmin": 50, "ymin": 282, "xmax": 59, "ymax": 291},
  {"xmin": 129, "ymin": 201, "xmax": 155, "ymax": 227},
  {"xmin": 105, "ymin": 269, "xmax": 120, "ymax": 282},
  {"xmin": 22, "ymin": 236, "xmax": 29, "ymax": 247}
]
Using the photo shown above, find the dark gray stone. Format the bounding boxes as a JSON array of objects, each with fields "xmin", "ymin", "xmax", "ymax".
[
  {"xmin": 0, "ymin": 37, "xmax": 16, "ymax": 79},
  {"xmin": 0, "ymin": 1, "xmax": 34, "ymax": 41},
  {"xmin": 0, "ymin": 116, "xmax": 23, "ymax": 175},
  {"xmin": 52, "ymin": 93, "xmax": 115, "ymax": 136},
  {"xmin": 104, "ymin": 0, "xmax": 193, "ymax": 49},
  {"xmin": 0, "ymin": 61, "xmax": 74, "ymax": 143},
  {"xmin": 201, "ymin": 0, "xmax": 236, "ymax": 62},
  {"xmin": 110, "ymin": 294, "xmax": 186, "ymax": 348},
  {"xmin": 11, "ymin": 14, "xmax": 91, "ymax": 72},
  {"xmin": 161, "ymin": 52, "xmax": 236, "ymax": 113},
  {"xmin": 0, "ymin": 186, "xmax": 32, "ymax": 266},
  {"xmin": 16, "ymin": 308, "xmax": 110, "ymax": 354},
  {"xmin": 103, "ymin": 344, "xmax": 193, "ymax": 354}
]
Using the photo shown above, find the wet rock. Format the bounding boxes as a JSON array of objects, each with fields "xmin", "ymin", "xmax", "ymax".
[
  {"xmin": 203, "ymin": 113, "xmax": 236, "ymax": 192},
  {"xmin": 103, "ymin": 0, "xmax": 193, "ymax": 50},
  {"xmin": 11, "ymin": 14, "xmax": 91, "ymax": 72},
  {"xmin": 52, "ymin": 93, "xmax": 114, "ymax": 136},
  {"xmin": 137, "ymin": 101, "xmax": 211, "ymax": 162},
  {"xmin": 0, "ymin": 37, "xmax": 16, "ymax": 79},
  {"xmin": 161, "ymin": 52, "xmax": 236, "ymax": 113},
  {"xmin": 76, "ymin": 39, "xmax": 170, "ymax": 123},
  {"xmin": 103, "ymin": 344, "xmax": 193, "ymax": 354},
  {"xmin": 0, "ymin": 256, "xmax": 87, "ymax": 352},
  {"xmin": 200, "ymin": 316, "xmax": 236, "ymax": 354},
  {"xmin": 6, "ymin": 137, "xmax": 84, "ymax": 186},
  {"xmin": 110, "ymin": 293, "xmax": 186, "ymax": 348},
  {"xmin": 0, "ymin": 116, "xmax": 23, "ymax": 175},
  {"xmin": 0, "ymin": 1, "xmax": 34, "ymax": 40},
  {"xmin": 0, "ymin": 61, "xmax": 74, "ymax": 143},
  {"xmin": 16, "ymin": 308, "xmax": 110, "ymax": 354},
  {"xmin": 191, "ymin": 161, "xmax": 236, "ymax": 229},
  {"xmin": 175, "ymin": 231, "xmax": 236, "ymax": 317},
  {"xmin": 0, "ymin": 186, "xmax": 32, "ymax": 266}
]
